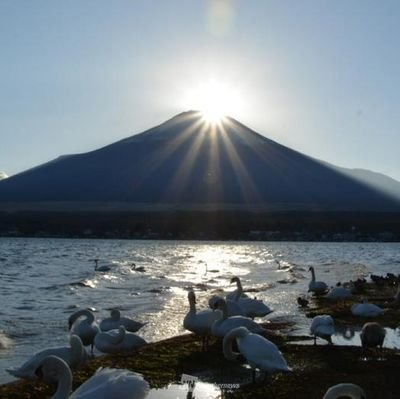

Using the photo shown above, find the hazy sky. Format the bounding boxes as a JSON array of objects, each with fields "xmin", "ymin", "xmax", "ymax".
[{"xmin": 1, "ymin": 1, "xmax": 399, "ymax": 181}]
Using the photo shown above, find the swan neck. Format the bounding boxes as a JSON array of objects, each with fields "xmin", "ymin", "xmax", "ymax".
[
  {"xmin": 310, "ymin": 268, "xmax": 316, "ymax": 282},
  {"xmin": 70, "ymin": 309, "xmax": 94, "ymax": 325},
  {"xmin": 69, "ymin": 336, "xmax": 84, "ymax": 368},
  {"xmin": 222, "ymin": 329, "xmax": 241, "ymax": 361},
  {"xmin": 220, "ymin": 301, "xmax": 228, "ymax": 319},
  {"xmin": 52, "ymin": 362, "xmax": 72, "ymax": 399},
  {"xmin": 189, "ymin": 297, "xmax": 196, "ymax": 314}
]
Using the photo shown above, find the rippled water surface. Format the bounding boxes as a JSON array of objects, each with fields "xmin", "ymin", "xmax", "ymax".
[{"xmin": 0, "ymin": 238, "xmax": 399, "ymax": 385}]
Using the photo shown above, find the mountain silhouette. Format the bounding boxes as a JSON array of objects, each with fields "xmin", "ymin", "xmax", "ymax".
[{"xmin": 0, "ymin": 111, "xmax": 399, "ymax": 212}]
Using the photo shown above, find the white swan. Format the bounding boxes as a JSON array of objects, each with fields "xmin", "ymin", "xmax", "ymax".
[
  {"xmin": 68, "ymin": 309, "xmax": 99, "ymax": 351},
  {"xmin": 93, "ymin": 259, "xmax": 114, "ymax": 272},
  {"xmin": 351, "ymin": 300, "xmax": 384, "ymax": 317},
  {"xmin": 360, "ymin": 322, "xmax": 386, "ymax": 353},
  {"xmin": 184, "ymin": 290, "xmax": 222, "ymax": 349},
  {"xmin": 225, "ymin": 276, "xmax": 249, "ymax": 301},
  {"xmin": 36, "ymin": 355, "xmax": 149, "ymax": 399},
  {"xmin": 323, "ymin": 383, "xmax": 366, "ymax": 399},
  {"xmin": 223, "ymin": 326, "xmax": 291, "ymax": 382},
  {"xmin": 228, "ymin": 277, "xmax": 272, "ymax": 318},
  {"xmin": 310, "ymin": 315, "xmax": 335, "ymax": 345},
  {"xmin": 100, "ymin": 309, "xmax": 146, "ymax": 333},
  {"xmin": 131, "ymin": 263, "xmax": 146, "ymax": 272},
  {"xmin": 94, "ymin": 325, "xmax": 146, "ymax": 354},
  {"xmin": 211, "ymin": 298, "xmax": 265, "ymax": 338},
  {"xmin": 325, "ymin": 286, "xmax": 352, "ymax": 301},
  {"xmin": 308, "ymin": 266, "xmax": 328, "ymax": 295},
  {"xmin": 7, "ymin": 335, "xmax": 86, "ymax": 380},
  {"xmin": 208, "ymin": 294, "xmax": 246, "ymax": 317}
]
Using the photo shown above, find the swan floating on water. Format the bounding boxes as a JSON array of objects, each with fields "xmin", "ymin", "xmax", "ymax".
[
  {"xmin": 223, "ymin": 326, "xmax": 291, "ymax": 382},
  {"xmin": 94, "ymin": 325, "xmax": 146, "ymax": 354},
  {"xmin": 211, "ymin": 298, "xmax": 265, "ymax": 338},
  {"xmin": 93, "ymin": 259, "xmax": 115, "ymax": 272},
  {"xmin": 308, "ymin": 266, "xmax": 328, "ymax": 295},
  {"xmin": 226, "ymin": 276, "xmax": 249, "ymax": 301},
  {"xmin": 323, "ymin": 383, "xmax": 366, "ymax": 399},
  {"xmin": 7, "ymin": 335, "xmax": 86, "ymax": 380},
  {"xmin": 228, "ymin": 276, "xmax": 272, "ymax": 318},
  {"xmin": 36, "ymin": 355, "xmax": 149, "ymax": 399},
  {"xmin": 131, "ymin": 263, "xmax": 146, "ymax": 272},
  {"xmin": 183, "ymin": 290, "xmax": 222, "ymax": 350},
  {"xmin": 351, "ymin": 300, "xmax": 384, "ymax": 317},
  {"xmin": 100, "ymin": 309, "xmax": 146, "ymax": 333},
  {"xmin": 68, "ymin": 309, "xmax": 99, "ymax": 351},
  {"xmin": 310, "ymin": 315, "xmax": 335, "ymax": 345}
]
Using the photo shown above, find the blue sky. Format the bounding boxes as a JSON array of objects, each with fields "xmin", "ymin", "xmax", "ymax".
[{"xmin": 1, "ymin": 1, "xmax": 399, "ymax": 180}]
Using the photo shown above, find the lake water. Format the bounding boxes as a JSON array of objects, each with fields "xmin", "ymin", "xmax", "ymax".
[{"xmin": 0, "ymin": 238, "xmax": 400, "ymax": 386}]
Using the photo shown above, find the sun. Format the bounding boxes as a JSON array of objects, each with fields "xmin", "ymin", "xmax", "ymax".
[{"xmin": 183, "ymin": 79, "xmax": 242, "ymax": 123}]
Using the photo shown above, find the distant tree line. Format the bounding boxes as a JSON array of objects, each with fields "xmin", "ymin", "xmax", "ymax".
[{"xmin": 0, "ymin": 210, "xmax": 400, "ymax": 241}]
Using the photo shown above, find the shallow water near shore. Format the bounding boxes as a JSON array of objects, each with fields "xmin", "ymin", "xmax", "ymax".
[{"xmin": 1, "ymin": 238, "xmax": 400, "ymax": 385}]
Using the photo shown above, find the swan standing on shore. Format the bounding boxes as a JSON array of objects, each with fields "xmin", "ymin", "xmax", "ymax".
[
  {"xmin": 211, "ymin": 298, "xmax": 265, "ymax": 338},
  {"xmin": 36, "ymin": 355, "xmax": 149, "ymax": 398},
  {"xmin": 68, "ymin": 309, "xmax": 99, "ymax": 352},
  {"xmin": 208, "ymin": 294, "xmax": 245, "ymax": 317},
  {"xmin": 94, "ymin": 326, "xmax": 147, "ymax": 354},
  {"xmin": 310, "ymin": 315, "xmax": 335, "ymax": 345},
  {"xmin": 223, "ymin": 326, "xmax": 291, "ymax": 382},
  {"xmin": 184, "ymin": 290, "xmax": 222, "ymax": 350},
  {"xmin": 323, "ymin": 383, "xmax": 366, "ymax": 399},
  {"xmin": 100, "ymin": 309, "xmax": 146, "ymax": 333},
  {"xmin": 7, "ymin": 335, "xmax": 86, "ymax": 380},
  {"xmin": 308, "ymin": 266, "xmax": 328, "ymax": 295},
  {"xmin": 360, "ymin": 322, "xmax": 386, "ymax": 355}
]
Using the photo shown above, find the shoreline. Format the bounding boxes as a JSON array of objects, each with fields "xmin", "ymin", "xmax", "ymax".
[{"xmin": 1, "ymin": 320, "xmax": 399, "ymax": 398}]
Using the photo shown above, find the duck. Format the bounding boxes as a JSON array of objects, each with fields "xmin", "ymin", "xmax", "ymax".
[
  {"xmin": 308, "ymin": 266, "xmax": 328, "ymax": 295},
  {"xmin": 351, "ymin": 300, "xmax": 384, "ymax": 317},
  {"xmin": 183, "ymin": 290, "xmax": 222, "ymax": 350},
  {"xmin": 297, "ymin": 296, "xmax": 309, "ymax": 308},
  {"xmin": 223, "ymin": 326, "xmax": 291, "ymax": 382},
  {"xmin": 131, "ymin": 263, "xmax": 146, "ymax": 272},
  {"xmin": 228, "ymin": 277, "xmax": 272, "ymax": 318},
  {"xmin": 323, "ymin": 383, "xmax": 366, "ymax": 399},
  {"xmin": 210, "ymin": 298, "xmax": 265, "ymax": 338},
  {"xmin": 325, "ymin": 286, "xmax": 353, "ymax": 301},
  {"xmin": 310, "ymin": 315, "xmax": 335, "ymax": 345},
  {"xmin": 7, "ymin": 335, "xmax": 86, "ymax": 380},
  {"xmin": 94, "ymin": 326, "xmax": 146, "ymax": 354},
  {"xmin": 100, "ymin": 309, "xmax": 146, "ymax": 333},
  {"xmin": 360, "ymin": 322, "xmax": 386, "ymax": 355},
  {"xmin": 68, "ymin": 309, "xmax": 99, "ymax": 352},
  {"xmin": 35, "ymin": 355, "xmax": 149, "ymax": 398}
]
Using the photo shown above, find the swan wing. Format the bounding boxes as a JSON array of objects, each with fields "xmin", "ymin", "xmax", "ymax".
[
  {"xmin": 238, "ymin": 298, "xmax": 273, "ymax": 318},
  {"xmin": 71, "ymin": 368, "xmax": 149, "ymax": 399},
  {"xmin": 239, "ymin": 334, "xmax": 291, "ymax": 373},
  {"xmin": 7, "ymin": 346, "xmax": 71, "ymax": 379}
]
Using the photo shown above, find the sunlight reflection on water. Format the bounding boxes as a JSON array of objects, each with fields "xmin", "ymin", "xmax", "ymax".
[{"xmin": 0, "ymin": 239, "xmax": 400, "ymax": 384}]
